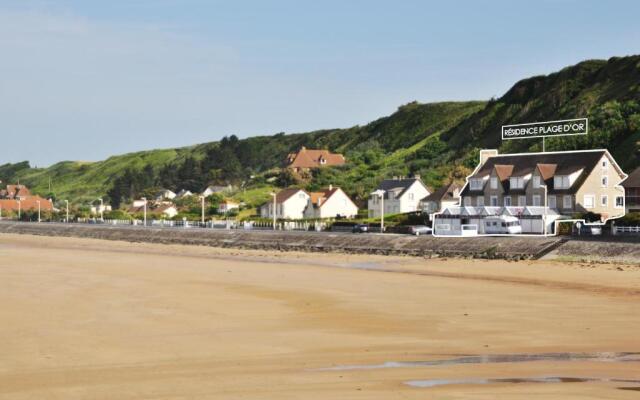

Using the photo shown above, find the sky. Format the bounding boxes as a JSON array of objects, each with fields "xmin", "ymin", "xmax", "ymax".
[{"xmin": 1, "ymin": 0, "xmax": 639, "ymax": 166}]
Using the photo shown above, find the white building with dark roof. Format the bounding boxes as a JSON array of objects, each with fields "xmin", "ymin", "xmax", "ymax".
[{"xmin": 368, "ymin": 176, "xmax": 430, "ymax": 218}]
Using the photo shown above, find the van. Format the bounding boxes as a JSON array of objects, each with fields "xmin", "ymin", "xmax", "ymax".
[{"xmin": 483, "ymin": 216, "xmax": 522, "ymax": 235}]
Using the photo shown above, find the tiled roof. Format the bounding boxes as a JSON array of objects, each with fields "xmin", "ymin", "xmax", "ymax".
[
  {"xmin": 422, "ymin": 183, "xmax": 461, "ymax": 203},
  {"xmin": 461, "ymin": 150, "xmax": 610, "ymax": 196},
  {"xmin": 375, "ymin": 178, "xmax": 426, "ymax": 200},
  {"xmin": 287, "ymin": 147, "xmax": 346, "ymax": 169},
  {"xmin": 0, "ymin": 197, "xmax": 53, "ymax": 212},
  {"xmin": 623, "ymin": 167, "xmax": 640, "ymax": 188}
]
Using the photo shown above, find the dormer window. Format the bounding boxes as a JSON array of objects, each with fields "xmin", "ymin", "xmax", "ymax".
[
  {"xmin": 469, "ymin": 178, "xmax": 484, "ymax": 190},
  {"xmin": 554, "ymin": 175, "xmax": 570, "ymax": 189},
  {"xmin": 510, "ymin": 177, "xmax": 525, "ymax": 189},
  {"xmin": 490, "ymin": 177, "xmax": 498, "ymax": 189},
  {"xmin": 319, "ymin": 158, "xmax": 327, "ymax": 165}
]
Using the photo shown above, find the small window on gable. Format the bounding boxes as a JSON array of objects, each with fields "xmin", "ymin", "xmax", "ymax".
[
  {"xmin": 601, "ymin": 176, "xmax": 608, "ymax": 187},
  {"xmin": 602, "ymin": 159, "xmax": 608, "ymax": 169}
]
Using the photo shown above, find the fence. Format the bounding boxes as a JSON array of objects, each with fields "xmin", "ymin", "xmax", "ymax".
[
  {"xmin": 73, "ymin": 218, "xmax": 328, "ymax": 232},
  {"xmin": 613, "ymin": 225, "xmax": 640, "ymax": 235}
]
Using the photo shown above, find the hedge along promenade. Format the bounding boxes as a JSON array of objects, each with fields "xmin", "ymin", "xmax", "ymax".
[{"xmin": 0, "ymin": 221, "xmax": 567, "ymax": 260}]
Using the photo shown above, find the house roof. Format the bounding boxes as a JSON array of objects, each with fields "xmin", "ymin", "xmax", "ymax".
[
  {"xmin": 622, "ymin": 166, "xmax": 640, "ymax": 188},
  {"xmin": 2, "ymin": 184, "xmax": 32, "ymax": 199},
  {"xmin": 275, "ymin": 188, "xmax": 306, "ymax": 203},
  {"xmin": 374, "ymin": 177, "xmax": 426, "ymax": 199},
  {"xmin": 308, "ymin": 187, "xmax": 341, "ymax": 208},
  {"xmin": 421, "ymin": 183, "xmax": 461, "ymax": 203},
  {"xmin": 462, "ymin": 150, "xmax": 611, "ymax": 196},
  {"xmin": 0, "ymin": 197, "xmax": 53, "ymax": 212},
  {"xmin": 286, "ymin": 147, "xmax": 346, "ymax": 169}
]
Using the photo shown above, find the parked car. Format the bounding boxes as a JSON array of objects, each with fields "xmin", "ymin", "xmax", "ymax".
[
  {"xmin": 408, "ymin": 225, "xmax": 432, "ymax": 236},
  {"xmin": 575, "ymin": 222, "xmax": 602, "ymax": 236},
  {"xmin": 352, "ymin": 224, "xmax": 370, "ymax": 233}
]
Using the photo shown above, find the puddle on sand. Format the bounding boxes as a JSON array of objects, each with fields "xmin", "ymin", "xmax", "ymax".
[
  {"xmin": 405, "ymin": 376, "xmax": 640, "ymax": 388},
  {"xmin": 316, "ymin": 352, "xmax": 640, "ymax": 371}
]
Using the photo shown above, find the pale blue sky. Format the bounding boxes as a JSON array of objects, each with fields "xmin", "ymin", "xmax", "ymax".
[{"xmin": 1, "ymin": 0, "xmax": 639, "ymax": 166}]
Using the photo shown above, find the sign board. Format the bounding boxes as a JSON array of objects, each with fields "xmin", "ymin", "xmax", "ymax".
[{"xmin": 502, "ymin": 118, "xmax": 588, "ymax": 140}]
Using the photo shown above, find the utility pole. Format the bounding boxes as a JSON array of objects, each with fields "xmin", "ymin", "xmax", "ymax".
[
  {"xmin": 200, "ymin": 195, "xmax": 205, "ymax": 225},
  {"xmin": 98, "ymin": 198, "xmax": 104, "ymax": 221},
  {"xmin": 141, "ymin": 197, "xmax": 147, "ymax": 227},
  {"xmin": 270, "ymin": 192, "xmax": 277, "ymax": 230},
  {"xmin": 18, "ymin": 200, "xmax": 21, "ymax": 220},
  {"xmin": 65, "ymin": 200, "xmax": 69, "ymax": 223},
  {"xmin": 37, "ymin": 200, "xmax": 41, "ymax": 223}
]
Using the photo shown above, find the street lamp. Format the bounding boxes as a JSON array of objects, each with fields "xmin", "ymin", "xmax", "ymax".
[
  {"xmin": 64, "ymin": 200, "xmax": 69, "ymax": 223},
  {"xmin": 98, "ymin": 198, "xmax": 104, "ymax": 221},
  {"xmin": 372, "ymin": 189, "xmax": 386, "ymax": 233},
  {"xmin": 36, "ymin": 200, "xmax": 41, "ymax": 223},
  {"xmin": 17, "ymin": 200, "xmax": 21, "ymax": 220},
  {"xmin": 141, "ymin": 197, "xmax": 147, "ymax": 227},
  {"xmin": 0, "ymin": 204, "xmax": 2, "ymax": 221},
  {"xmin": 199, "ymin": 195, "xmax": 205, "ymax": 225},
  {"xmin": 270, "ymin": 192, "xmax": 277, "ymax": 230},
  {"xmin": 540, "ymin": 184, "xmax": 548, "ymax": 236}
]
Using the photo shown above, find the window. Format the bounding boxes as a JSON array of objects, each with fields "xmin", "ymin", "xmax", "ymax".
[
  {"xmin": 299, "ymin": 193, "xmax": 306, "ymax": 199},
  {"xmin": 518, "ymin": 196, "xmax": 526, "ymax": 207},
  {"xmin": 504, "ymin": 196, "xmax": 512, "ymax": 206},
  {"xmin": 490, "ymin": 196, "xmax": 498, "ymax": 207},
  {"xmin": 510, "ymin": 177, "xmax": 525, "ymax": 189},
  {"xmin": 532, "ymin": 195, "xmax": 541, "ymax": 206},
  {"xmin": 601, "ymin": 176, "xmax": 608, "ymax": 187},
  {"xmin": 601, "ymin": 195, "xmax": 608, "ymax": 207},
  {"xmin": 616, "ymin": 196, "xmax": 624, "ymax": 208},
  {"xmin": 388, "ymin": 192, "xmax": 395, "ymax": 200},
  {"xmin": 554, "ymin": 175, "xmax": 570, "ymax": 189},
  {"xmin": 583, "ymin": 195, "xmax": 595, "ymax": 209},
  {"xmin": 463, "ymin": 197, "xmax": 472, "ymax": 206},
  {"xmin": 602, "ymin": 158, "xmax": 608, "ymax": 169},
  {"xmin": 470, "ymin": 178, "xmax": 484, "ymax": 190},
  {"xmin": 533, "ymin": 176, "xmax": 541, "ymax": 188},
  {"xmin": 490, "ymin": 177, "xmax": 498, "ymax": 189},
  {"xmin": 408, "ymin": 193, "xmax": 414, "ymax": 201},
  {"xmin": 548, "ymin": 195, "xmax": 556, "ymax": 209},
  {"xmin": 477, "ymin": 196, "xmax": 485, "ymax": 206},
  {"xmin": 563, "ymin": 195, "xmax": 572, "ymax": 209}
]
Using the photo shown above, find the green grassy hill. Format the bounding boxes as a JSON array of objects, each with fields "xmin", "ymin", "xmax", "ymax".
[{"xmin": 1, "ymin": 55, "xmax": 639, "ymax": 207}]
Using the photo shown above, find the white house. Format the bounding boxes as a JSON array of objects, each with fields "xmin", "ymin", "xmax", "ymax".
[
  {"xmin": 155, "ymin": 189, "xmax": 176, "ymax": 201},
  {"xmin": 260, "ymin": 188, "xmax": 310, "ymax": 220},
  {"xmin": 155, "ymin": 204, "xmax": 179, "ymax": 218},
  {"xmin": 218, "ymin": 200, "xmax": 239, "ymax": 214},
  {"xmin": 203, "ymin": 185, "xmax": 233, "ymax": 197},
  {"xmin": 368, "ymin": 176, "xmax": 430, "ymax": 218},
  {"xmin": 303, "ymin": 186, "xmax": 358, "ymax": 219},
  {"xmin": 176, "ymin": 189, "xmax": 193, "ymax": 198}
]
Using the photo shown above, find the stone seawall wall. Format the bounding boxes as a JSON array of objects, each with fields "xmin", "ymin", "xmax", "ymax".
[{"xmin": 0, "ymin": 222, "xmax": 564, "ymax": 260}]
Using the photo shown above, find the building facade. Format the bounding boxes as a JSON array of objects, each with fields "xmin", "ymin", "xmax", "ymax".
[
  {"xmin": 303, "ymin": 186, "xmax": 358, "ymax": 219},
  {"xmin": 368, "ymin": 177, "xmax": 430, "ymax": 218},
  {"xmin": 459, "ymin": 149, "xmax": 626, "ymax": 220}
]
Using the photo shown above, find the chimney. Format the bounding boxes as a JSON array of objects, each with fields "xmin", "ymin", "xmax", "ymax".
[
  {"xmin": 479, "ymin": 149, "xmax": 499, "ymax": 166},
  {"xmin": 413, "ymin": 174, "xmax": 421, "ymax": 179},
  {"xmin": 329, "ymin": 184, "xmax": 333, "ymax": 191}
]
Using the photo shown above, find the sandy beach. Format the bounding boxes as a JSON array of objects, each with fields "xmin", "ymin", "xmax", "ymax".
[{"xmin": 0, "ymin": 233, "xmax": 638, "ymax": 399}]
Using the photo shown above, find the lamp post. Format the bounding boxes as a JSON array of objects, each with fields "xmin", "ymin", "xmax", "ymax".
[
  {"xmin": 141, "ymin": 197, "xmax": 147, "ymax": 227},
  {"xmin": 372, "ymin": 189, "xmax": 386, "ymax": 233},
  {"xmin": 200, "ymin": 195, "xmax": 205, "ymax": 225},
  {"xmin": 98, "ymin": 198, "xmax": 104, "ymax": 221},
  {"xmin": 18, "ymin": 200, "xmax": 21, "ymax": 220},
  {"xmin": 65, "ymin": 200, "xmax": 69, "ymax": 223},
  {"xmin": 540, "ymin": 184, "xmax": 548, "ymax": 236},
  {"xmin": 0, "ymin": 204, "xmax": 2, "ymax": 221},
  {"xmin": 270, "ymin": 192, "xmax": 277, "ymax": 230},
  {"xmin": 36, "ymin": 200, "xmax": 41, "ymax": 223}
]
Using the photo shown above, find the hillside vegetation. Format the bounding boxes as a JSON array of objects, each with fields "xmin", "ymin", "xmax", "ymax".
[{"xmin": 1, "ymin": 55, "xmax": 639, "ymax": 208}]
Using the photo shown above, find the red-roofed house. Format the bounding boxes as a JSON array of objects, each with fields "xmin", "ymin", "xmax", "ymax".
[
  {"xmin": 303, "ymin": 186, "xmax": 358, "ymax": 219},
  {"xmin": 286, "ymin": 147, "xmax": 346, "ymax": 172},
  {"xmin": 0, "ymin": 197, "xmax": 54, "ymax": 215}
]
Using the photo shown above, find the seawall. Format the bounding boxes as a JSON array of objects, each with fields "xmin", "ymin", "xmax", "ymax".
[{"xmin": 0, "ymin": 222, "xmax": 564, "ymax": 260}]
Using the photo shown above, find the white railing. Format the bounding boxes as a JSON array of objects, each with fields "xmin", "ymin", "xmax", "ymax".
[{"xmin": 614, "ymin": 226, "xmax": 640, "ymax": 234}]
